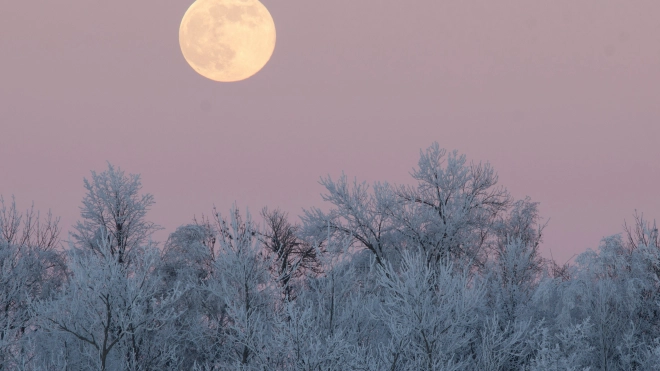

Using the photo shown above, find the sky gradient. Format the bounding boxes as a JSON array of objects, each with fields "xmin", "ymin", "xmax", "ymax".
[{"xmin": 1, "ymin": 0, "xmax": 659, "ymax": 264}]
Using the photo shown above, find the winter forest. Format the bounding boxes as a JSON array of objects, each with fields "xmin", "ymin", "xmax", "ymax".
[{"xmin": 2, "ymin": 143, "xmax": 660, "ymax": 371}]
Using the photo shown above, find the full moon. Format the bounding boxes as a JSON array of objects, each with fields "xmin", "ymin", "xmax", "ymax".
[{"xmin": 179, "ymin": 0, "xmax": 276, "ymax": 82}]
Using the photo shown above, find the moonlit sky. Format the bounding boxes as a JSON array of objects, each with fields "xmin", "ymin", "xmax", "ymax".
[{"xmin": 1, "ymin": 0, "xmax": 659, "ymax": 263}]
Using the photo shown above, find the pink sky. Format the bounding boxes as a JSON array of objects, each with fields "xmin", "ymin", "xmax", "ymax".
[{"xmin": 1, "ymin": 0, "xmax": 659, "ymax": 264}]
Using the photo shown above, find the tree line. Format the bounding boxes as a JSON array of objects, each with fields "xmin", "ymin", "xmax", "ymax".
[{"xmin": 2, "ymin": 143, "xmax": 659, "ymax": 370}]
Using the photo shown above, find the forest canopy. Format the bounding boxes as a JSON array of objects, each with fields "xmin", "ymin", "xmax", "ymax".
[{"xmin": 1, "ymin": 143, "xmax": 659, "ymax": 370}]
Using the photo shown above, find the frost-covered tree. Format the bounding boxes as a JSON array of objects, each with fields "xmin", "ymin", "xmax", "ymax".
[
  {"xmin": 34, "ymin": 229, "xmax": 184, "ymax": 371},
  {"xmin": 0, "ymin": 195, "xmax": 61, "ymax": 251},
  {"xmin": 528, "ymin": 319, "xmax": 593, "ymax": 371},
  {"xmin": 72, "ymin": 163, "xmax": 160, "ymax": 265},
  {"xmin": 392, "ymin": 143, "xmax": 512, "ymax": 268},
  {"xmin": 372, "ymin": 250, "xmax": 485, "ymax": 370},
  {"xmin": 0, "ymin": 196, "xmax": 63, "ymax": 370},
  {"xmin": 158, "ymin": 221, "xmax": 222, "ymax": 369},
  {"xmin": 186, "ymin": 206, "xmax": 279, "ymax": 370},
  {"xmin": 302, "ymin": 143, "xmax": 514, "ymax": 273},
  {"xmin": 486, "ymin": 238, "xmax": 544, "ymax": 322},
  {"xmin": 301, "ymin": 174, "xmax": 398, "ymax": 268},
  {"xmin": 273, "ymin": 257, "xmax": 373, "ymax": 370},
  {"xmin": 492, "ymin": 197, "xmax": 546, "ymax": 254},
  {"xmin": 161, "ymin": 207, "xmax": 318, "ymax": 368},
  {"xmin": 485, "ymin": 198, "xmax": 546, "ymax": 323},
  {"xmin": 479, "ymin": 238, "xmax": 546, "ymax": 369},
  {"xmin": 260, "ymin": 207, "xmax": 322, "ymax": 301},
  {"xmin": 162, "ymin": 223, "xmax": 217, "ymax": 285},
  {"xmin": 561, "ymin": 229, "xmax": 660, "ymax": 370}
]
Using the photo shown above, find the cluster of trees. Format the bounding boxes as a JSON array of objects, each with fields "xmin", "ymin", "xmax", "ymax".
[{"xmin": 2, "ymin": 143, "xmax": 660, "ymax": 370}]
